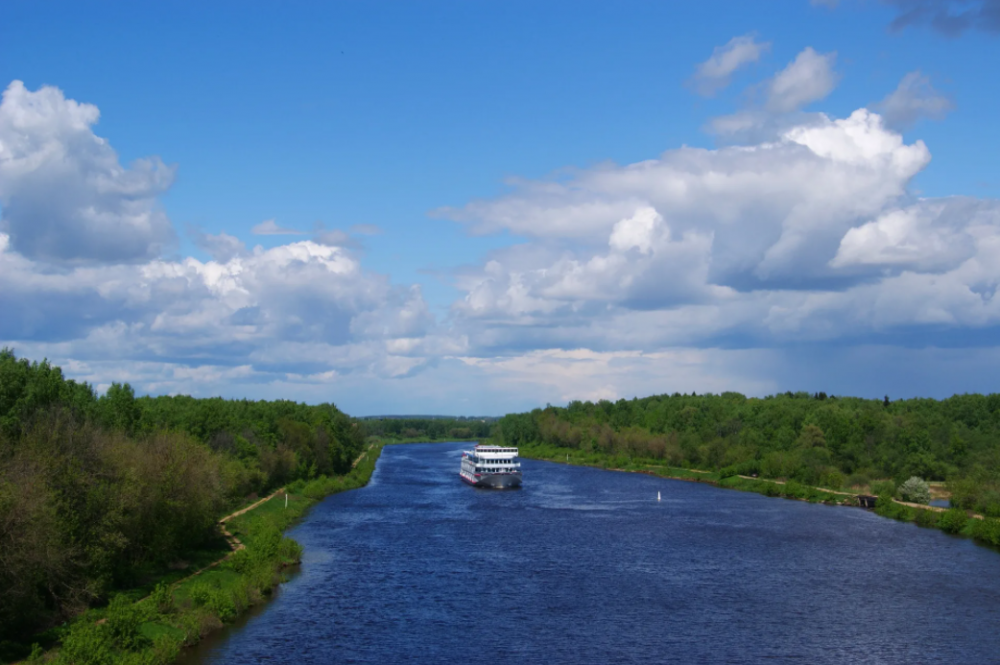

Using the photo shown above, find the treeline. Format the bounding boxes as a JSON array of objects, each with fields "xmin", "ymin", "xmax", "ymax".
[
  {"xmin": 363, "ymin": 417, "xmax": 491, "ymax": 441},
  {"xmin": 0, "ymin": 349, "xmax": 365, "ymax": 642},
  {"xmin": 495, "ymin": 391, "xmax": 1000, "ymax": 516}
]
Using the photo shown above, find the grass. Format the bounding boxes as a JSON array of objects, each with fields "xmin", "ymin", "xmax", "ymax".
[{"xmin": 18, "ymin": 443, "xmax": 384, "ymax": 665}]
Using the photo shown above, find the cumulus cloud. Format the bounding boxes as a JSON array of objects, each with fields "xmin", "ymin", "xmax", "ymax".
[
  {"xmin": 707, "ymin": 47, "xmax": 840, "ymax": 140},
  {"xmin": 885, "ymin": 0, "xmax": 1000, "ymax": 36},
  {"xmin": 0, "ymin": 80, "xmax": 176, "ymax": 264},
  {"xmin": 251, "ymin": 219, "xmax": 304, "ymax": 235},
  {"xmin": 0, "ymin": 233, "xmax": 447, "ymax": 383},
  {"xmin": 690, "ymin": 35, "xmax": 771, "ymax": 96},
  {"xmin": 191, "ymin": 230, "xmax": 248, "ymax": 262},
  {"xmin": 443, "ymin": 108, "xmax": 928, "ymax": 295},
  {"xmin": 437, "ymin": 104, "xmax": 1000, "ymax": 370},
  {"xmin": 875, "ymin": 71, "xmax": 954, "ymax": 129},
  {"xmin": 767, "ymin": 47, "xmax": 840, "ymax": 112}
]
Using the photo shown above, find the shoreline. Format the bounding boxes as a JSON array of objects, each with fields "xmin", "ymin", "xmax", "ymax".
[{"xmin": 517, "ymin": 444, "xmax": 1000, "ymax": 551}]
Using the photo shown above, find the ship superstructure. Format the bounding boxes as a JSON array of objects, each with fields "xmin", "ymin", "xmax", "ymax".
[{"xmin": 459, "ymin": 445, "xmax": 522, "ymax": 489}]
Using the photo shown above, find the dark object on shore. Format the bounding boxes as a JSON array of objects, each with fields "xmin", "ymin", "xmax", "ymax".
[{"xmin": 858, "ymin": 495, "xmax": 878, "ymax": 508}]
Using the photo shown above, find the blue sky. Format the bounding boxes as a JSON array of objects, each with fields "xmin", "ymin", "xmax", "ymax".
[{"xmin": 2, "ymin": 0, "xmax": 1000, "ymax": 415}]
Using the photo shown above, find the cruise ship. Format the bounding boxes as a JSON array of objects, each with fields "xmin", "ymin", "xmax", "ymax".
[{"xmin": 459, "ymin": 445, "xmax": 522, "ymax": 489}]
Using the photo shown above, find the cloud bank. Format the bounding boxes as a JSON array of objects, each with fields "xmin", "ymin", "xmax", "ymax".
[{"xmin": 3, "ymin": 73, "xmax": 999, "ymax": 413}]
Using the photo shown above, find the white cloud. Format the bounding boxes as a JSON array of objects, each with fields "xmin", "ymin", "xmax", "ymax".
[
  {"xmin": 875, "ymin": 70, "xmax": 954, "ymax": 129},
  {"xmin": 442, "ymin": 108, "xmax": 929, "ymax": 294},
  {"xmin": 6, "ymin": 78, "xmax": 1000, "ymax": 414},
  {"xmin": 830, "ymin": 198, "xmax": 994, "ymax": 271},
  {"xmin": 0, "ymin": 233, "xmax": 450, "ymax": 383},
  {"xmin": 435, "ymin": 104, "xmax": 1000, "ymax": 376},
  {"xmin": 767, "ymin": 47, "xmax": 840, "ymax": 112},
  {"xmin": 0, "ymin": 81, "xmax": 176, "ymax": 263},
  {"xmin": 251, "ymin": 219, "xmax": 304, "ymax": 235},
  {"xmin": 191, "ymin": 230, "xmax": 248, "ymax": 262},
  {"xmin": 458, "ymin": 348, "xmax": 777, "ymax": 404},
  {"xmin": 690, "ymin": 35, "xmax": 771, "ymax": 96}
]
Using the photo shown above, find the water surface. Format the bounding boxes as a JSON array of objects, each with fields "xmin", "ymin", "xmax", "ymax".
[{"xmin": 183, "ymin": 442, "xmax": 1000, "ymax": 664}]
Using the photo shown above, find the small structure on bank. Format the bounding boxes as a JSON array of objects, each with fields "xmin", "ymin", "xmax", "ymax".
[{"xmin": 857, "ymin": 494, "xmax": 877, "ymax": 509}]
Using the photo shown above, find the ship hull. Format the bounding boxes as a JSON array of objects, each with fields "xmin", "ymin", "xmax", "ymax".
[{"xmin": 460, "ymin": 472, "xmax": 522, "ymax": 489}]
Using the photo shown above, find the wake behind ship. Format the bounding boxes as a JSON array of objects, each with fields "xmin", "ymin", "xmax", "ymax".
[{"xmin": 459, "ymin": 445, "xmax": 522, "ymax": 489}]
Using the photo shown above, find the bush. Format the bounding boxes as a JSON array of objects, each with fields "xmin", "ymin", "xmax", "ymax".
[
  {"xmin": 818, "ymin": 470, "xmax": 845, "ymax": 490},
  {"xmin": 58, "ymin": 621, "xmax": 115, "ymax": 665},
  {"xmin": 205, "ymin": 588, "xmax": 236, "ymax": 622},
  {"xmin": 969, "ymin": 518, "xmax": 1000, "ymax": 547},
  {"xmin": 875, "ymin": 498, "xmax": 915, "ymax": 522},
  {"xmin": 898, "ymin": 476, "xmax": 931, "ymax": 504},
  {"xmin": 914, "ymin": 509, "xmax": 940, "ymax": 528},
  {"xmin": 938, "ymin": 508, "xmax": 970, "ymax": 535},
  {"xmin": 150, "ymin": 633, "xmax": 182, "ymax": 665},
  {"xmin": 188, "ymin": 582, "xmax": 214, "ymax": 607},
  {"xmin": 278, "ymin": 537, "xmax": 304, "ymax": 563},
  {"xmin": 148, "ymin": 582, "xmax": 174, "ymax": 615},
  {"xmin": 106, "ymin": 595, "xmax": 147, "ymax": 651},
  {"xmin": 871, "ymin": 479, "xmax": 896, "ymax": 498}
]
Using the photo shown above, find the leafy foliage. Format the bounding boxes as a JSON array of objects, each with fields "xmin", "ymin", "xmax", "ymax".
[
  {"xmin": 0, "ymin": 349, "xmax": 365, "ymax": 642},
  {"xmin": 495, "ymin": 391, "xmax": 1000, "ymax": 515},
  {"xmin": 898, "ymin": 476, "xmax": 932, "ymax": 504}
]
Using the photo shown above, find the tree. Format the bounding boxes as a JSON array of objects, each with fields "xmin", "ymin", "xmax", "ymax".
[{"xmin": 898, "ymin": 476, "xmax": 931, "ymax": 504}]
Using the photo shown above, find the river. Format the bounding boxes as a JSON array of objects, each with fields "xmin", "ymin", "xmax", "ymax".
[{"xmin": 181, "ymin": 442, "xmax": 1000, "ymax": 664}]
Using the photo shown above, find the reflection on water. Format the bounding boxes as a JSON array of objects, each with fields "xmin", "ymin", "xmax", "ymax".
[{"xmin": 183, "ymin": 442, "xmax": 1000, "ymax": 665}]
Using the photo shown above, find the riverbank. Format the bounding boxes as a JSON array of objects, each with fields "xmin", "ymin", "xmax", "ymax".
[
  {"xmin": 517, "ymin": 442, "xmax": 1000, "ymax": 552},
  {"xmin": 13, "ymin": 444, "xmax": 383, "ymax": 665}
]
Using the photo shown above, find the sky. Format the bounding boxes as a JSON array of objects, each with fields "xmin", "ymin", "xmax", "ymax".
[{"xmin": 2, "ymin": 0, "xmax": 1000, "ymax": 416}]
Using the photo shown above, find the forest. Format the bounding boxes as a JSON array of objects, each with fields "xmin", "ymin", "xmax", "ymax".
[
  {"xmin": 493, "ymin": 391, "xmax": 1000, "ymax": 516},
  {"xmin": 0, "ymin": 349, "xmax": 366, "ymax": 644},
  {"xmin": 362, "ymin": 416, "xmax": 492, "ymax": 441}
]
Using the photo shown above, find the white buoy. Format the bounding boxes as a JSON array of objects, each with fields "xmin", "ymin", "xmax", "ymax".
[{"xmin": 657, "ymin": 491, "xmax": 661, "ymax": 501}]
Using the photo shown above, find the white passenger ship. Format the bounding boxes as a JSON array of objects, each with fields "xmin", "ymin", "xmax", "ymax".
[{"xmin": 459, "ymin": 445, "xmax": 522, "ymax": 489}]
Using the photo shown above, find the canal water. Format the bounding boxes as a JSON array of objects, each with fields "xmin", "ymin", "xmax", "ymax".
[{"xmin": 182, "ymin": 442, "xmax": 1000, "ymax": 664}]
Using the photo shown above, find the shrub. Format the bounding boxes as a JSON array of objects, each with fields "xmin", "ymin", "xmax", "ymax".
[
  {"xmin": 105, "ymin": 595, "xmax": 147, "ymax": 651},
  {"xmin": 150, "ymin": 633, "xmax": 182, "ymax": 665},
  {"xmin": 188, "ymin": 582, "xmax": 214, "ymax": 607},
  {"xmin": 818, "ymin": 470, "xmax": 845, "ymax": 490},
  {"xmin": 914, "ymin": 509, "xmax": 940, "ymax": 528},
  {"xmin": 225, "ymin": 548, "xmax": 253, "ymax": 574},
  {"xmin": 898, "ymin": 476, "xmax": 931, "ymax": 504},
  {"xmin": 938, "ymin": 508, "xmax": 970, "ymax": 535},
  {"xmin": 205, "ymin": 589, "xmax": 236, "ymax": 622},
  {"xmin": 149, "ymin": 582, "xmax": 174, "ymax": 615},
  {"xmin": 871, "ymin": 480, "xmax": 896, "ymax": 498},
  {"xmin": 58, "ymin": 621, "xmax": 115, "ymax": 665},
  {"xmin": 875, "ymin": 498, "xmax": 915, "ymax": 522},
  {"xmin": 969, "ymin": 518, "xmax": 1000, "ymax": 547},
  {"xmin": 718, "ymin": 465, "xmax": 738, "ymax": 479},
  {"xmin": 278, "ymin": 537, "xmax": 303, "ymax": 563}
]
